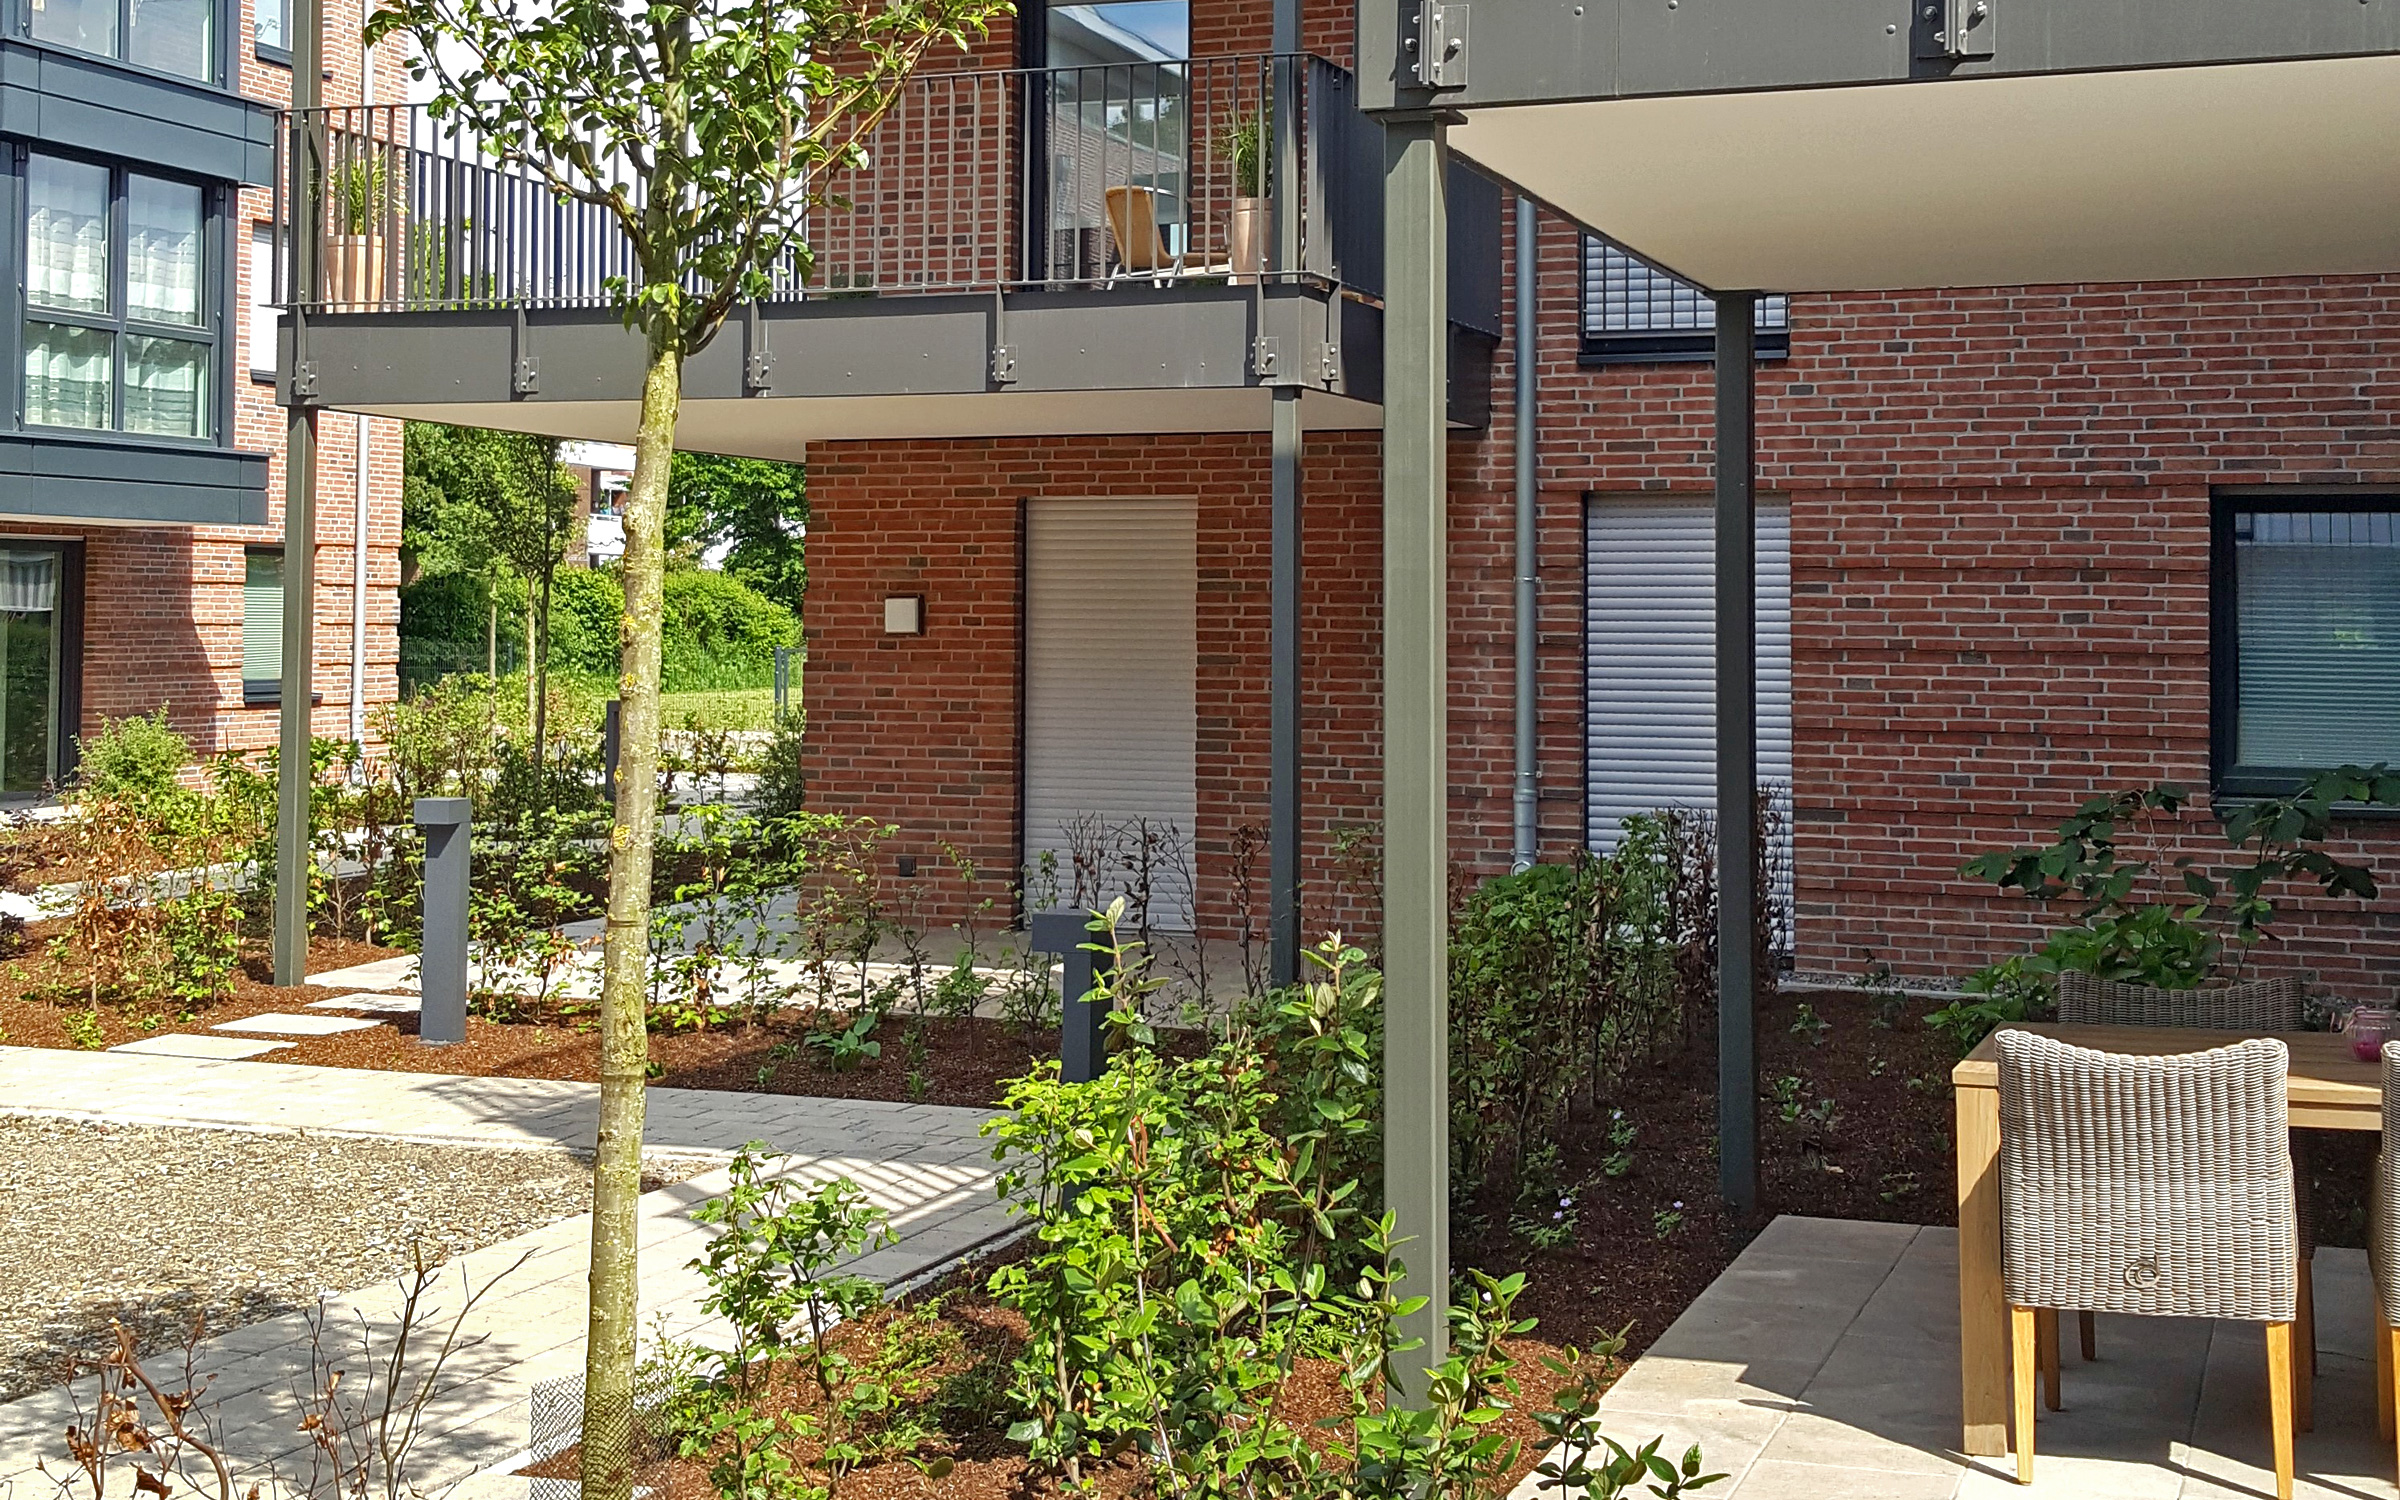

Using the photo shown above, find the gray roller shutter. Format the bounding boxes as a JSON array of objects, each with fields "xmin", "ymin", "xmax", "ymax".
[
  {"xmin": 1584, "ymin": 495, "xmax": 1793, "ymax": 861},
  {"xmin": 1024, "ymin": 496, "xmax": 1198, "ymax": 930}
]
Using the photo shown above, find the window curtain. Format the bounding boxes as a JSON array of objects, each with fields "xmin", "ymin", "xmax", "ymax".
[
  {"xmin": 25, "ymin": 157, "xmax": 110, "ymax": 315},
  {"xmin": 0, "ymin": 553, "xmax": 59, "ymax": 614},
  {"xmin": 124, "ymin": 336, "xmax": 205, "ymax": 437},
  {"xmin": 127, "ymin": 177, "xmax": 202, "ymax": 325},
  {"xmin": 22, "ymin": 324, "xmax": 111, "ymax": 429}
]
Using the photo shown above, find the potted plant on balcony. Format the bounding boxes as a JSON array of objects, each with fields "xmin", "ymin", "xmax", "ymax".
[
  {"xmin": 1221, "ymin": 112, "xmax": 1269, "ymax": 280},
  {"xmin": 323, "ymin": 155, "xmax": 394, "ymax": 308}
]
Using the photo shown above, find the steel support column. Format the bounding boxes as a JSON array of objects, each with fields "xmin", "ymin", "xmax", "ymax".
[
  {"xmin": 1381, "ymin": 111, "xmax": 1451, "ymax": 1396},
  {"xmin": 1269, "ymin": 386, "xmax": 1304, "ymax": 985},
  {"xmin": 271, "ymin": 0, "xmax": 323, "ymax": 986},
  {"xmin": 1510, "ymin": 195, "xmax": 1540, "ymax": 874},
  {"xmin": 1712, "ymin": 291, "xmax": 1759, "ymax": 1219}
]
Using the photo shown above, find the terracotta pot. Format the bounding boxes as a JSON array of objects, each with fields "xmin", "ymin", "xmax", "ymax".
[
  {"xmin": 1228, "ymin": 197, "xmax": 1267, "ymax": 281},
  {"xmin": 324, "ymin": 234, "xmax": 386, "ymax": 309}
]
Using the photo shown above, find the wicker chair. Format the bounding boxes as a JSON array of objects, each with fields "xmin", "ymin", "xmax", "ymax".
[
  {"xmin": 2054, "ymin": 972, "xmax": 2316, "ymax": 1427},
  {"xmin": 1997, "ymin": 1030, "xmax": 2300, "ymax": 1497}
]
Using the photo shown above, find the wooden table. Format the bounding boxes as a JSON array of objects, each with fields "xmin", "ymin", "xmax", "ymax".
[{"xmin": 1952, "ymin": 1022, "xmax": 2383, "ymax": 1456}]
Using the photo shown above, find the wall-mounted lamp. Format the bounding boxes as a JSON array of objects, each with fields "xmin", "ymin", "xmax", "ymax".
[{"xmin": 883, "ymin": 594, "xmax": 926, "ymax": 635}]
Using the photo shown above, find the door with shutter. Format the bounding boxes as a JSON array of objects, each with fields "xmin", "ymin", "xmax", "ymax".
[
  {"xmin": 1584, "ymin": 496, "xmax": 1793, "ymax": 873},
  {"xmin": 1024, "ymin": 496, "xmax": 1198, "ymax": 930}
]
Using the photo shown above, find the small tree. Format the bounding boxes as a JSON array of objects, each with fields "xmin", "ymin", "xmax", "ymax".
[
  {"xmin": 361, "ymin": 3, "xmax": 1008, "ymax": 1497},
  {"xmin": 483, "ymin": 433, "xmax": 580, "ymax": 766}
]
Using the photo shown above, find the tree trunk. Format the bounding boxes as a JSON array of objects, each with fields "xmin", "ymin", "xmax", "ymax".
[
  {"xmin": 533, "ymin": 558, "xmax": 555, "ymax": 782},
  {"xmin": 579, "ymin": 336, "xmax": 679, "ymax": 1500},
  {"xmin": 486, "ymin": 590, "xmax": 497, "ymax": 678},
  {"xmin": 525, "ymin": 596, "xmax": 539, "ymax": 723}
]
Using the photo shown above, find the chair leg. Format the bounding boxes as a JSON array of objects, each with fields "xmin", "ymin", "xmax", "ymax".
[
  {"xmin": 2381, "ymin": 1316, "xmax": 2396, "ymax": 1442},
  {"xmin": 2012, "ymin": 1305, "xmax": 2037, "ymax": 1485},
  {"xmin": 2037, "ymin": 1308, "xmax": 2061, "ymax": 1411},
  {"xmin": 2387, "ymin": 1325, "xmax": 2400, "ymax": 1484},
  {"xmin": 2296, "ymin": 1255, "xmax": 2315, "ymax": 1432},
  {"xmin": 2265, "ymin": 1321, "xmax": 2295, "ymax": 1500},
  {"xmin": 2078, "ymin": 1308, "xmax": 2097, "ymax": 1362}
]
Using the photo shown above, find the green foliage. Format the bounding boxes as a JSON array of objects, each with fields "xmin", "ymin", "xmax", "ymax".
[
  {"xmin": 669, "ymin": 452, "xmax": 810, "ymax": 615},
  {"xmin": 1926, "ymin": 955, "xmax": 2052, "ymax": 1055},
  {"xmin": 1952, "ymin": 767, "xmax": 2400, "ymax": 1046},
  {"xmin": 1535, "ymin": 1346, "xmax": 1729, "ymax": 1500},
  {"xmin": 63, "ymin": 1007, "xmax": 104, "ymax": 1049},
  {"xmin": 754, "ymin": 714, "xmax": 808, "ymax": 821},
  {"xmin": 663, "ymin": 569, "xmax": 801, "ymax": 691},
  {"xmin": 73, "ymin": 710, "xmax": 191, "ymax": 819}
]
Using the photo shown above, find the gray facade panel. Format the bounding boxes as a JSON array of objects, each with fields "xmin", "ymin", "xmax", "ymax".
[
  {"xmin": 1359, "ymin": 0, "xmax": 2400, "ymax": 111},
  {"xmin": 0, "ymin": 42, "xmax": 275, "ymax": 184},
  {"xmin": 0, "ymin": 436, "xmax": 268, "ymax": 526}
]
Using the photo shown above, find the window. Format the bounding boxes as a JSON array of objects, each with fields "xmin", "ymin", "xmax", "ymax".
[
  {"xmin": 248, "ymin": 222, "xmax": 279, "ymax": 378},
  {"xmin": 241, "ymin": 548, "xmax": 281, "ymax": 703},
  {"xmin": 23, "ymin": 155, "xmax": 215, "ymax": 441},
  {"xmin": 29, "ymin": 0, "xmax": 215, "ymax": 79},
  {"xmin": 1580, "ymin": 236, "xmax": 1790, "ymax": 364},
  {"xmin": 253, "ymin": 0, "xmax": 287, "ymax": 56},
  {"xmin": 2214, "ymin": 495, "xmax": 2400, "ymax": 794}
]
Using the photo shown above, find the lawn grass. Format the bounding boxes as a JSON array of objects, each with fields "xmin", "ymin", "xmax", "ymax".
[{"xmin": 658, "ymin": 686, "xmax": 787, "ymax": 732}]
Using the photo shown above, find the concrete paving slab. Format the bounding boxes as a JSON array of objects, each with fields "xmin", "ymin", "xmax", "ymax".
[
  {"xmin": 107, "ymin": 1033, "xmax": 296, "ymax": 1060},
  {"xmin": 305, "ymin": 954, "xmax": 420, "ymax": 990},
  {"xmin": 213, "ymin": 1012, "xmax": 388, "ymax": 1036},
  {"xmin": 305, "ymin": 991, "xmax": 422, "ymax": 1013}
]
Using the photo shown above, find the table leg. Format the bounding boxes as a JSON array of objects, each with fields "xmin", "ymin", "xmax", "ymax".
[{"xmin": 1958, "ymin": 1082, "xmax": 2010, "ymax": 1456}]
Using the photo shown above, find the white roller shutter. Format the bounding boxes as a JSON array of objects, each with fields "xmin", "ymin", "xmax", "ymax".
[
  {"xmin": 1584, "ymin": 496, "xmax": 1793, "ymax": 861},
  {"xmin": 1024, "ymin": 496, "xmax": 1198, "ymax": 929}
]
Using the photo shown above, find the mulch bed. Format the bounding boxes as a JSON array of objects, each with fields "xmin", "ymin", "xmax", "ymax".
[{"xmin": 519, "ymin": 1256, "xmax": 1613, "ymax": 1500}]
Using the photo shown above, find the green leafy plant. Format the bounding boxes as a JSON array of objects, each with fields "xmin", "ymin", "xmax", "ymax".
[
  {"xmin": 1651, "ymin": 1203, "xmax": 1686, "ymax": 1241},
  {"xmin": 1220, "ymin": 112, "xmax": 1272, "ymax": 199},
  {"xmin": 805, "ymin": 1010, "xmax": 883, "ymax": 1072},
  {"xmin": 1926, "ymin": 954, "xmax": 2051, "ymax": 1055},
  {"xmin": 1534, "ymin": 1347, "xmax": 1729, "ymax": 1500},
  {"xmin": 327, "ymin": 154, "xmax": 396, "ymax": 235},
  {"xmin": 71, "ymin": 710, "xmax": 191, "ymax": 821},
  {"xmin": 1600, "ymin": 1110, "xmax": 1638, "ymax": 1180},
  {"xmin": 1788, "ymin": 1002, "xmax": 1828, "ymax": 1046},
  {"xmin": 63, "ymin": 1007, "xmax": 104, "ymax": 1050}
]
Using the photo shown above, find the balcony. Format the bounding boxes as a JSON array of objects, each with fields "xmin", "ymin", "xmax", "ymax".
[{"xmin": 274, "ymin": 54, "xmax": 1501, "ymax": 453}]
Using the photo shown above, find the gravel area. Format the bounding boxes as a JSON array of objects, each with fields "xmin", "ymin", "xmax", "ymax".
[{"xmin": 0, "ymin": 1119, "xmax": 705, "ymax": 1402}]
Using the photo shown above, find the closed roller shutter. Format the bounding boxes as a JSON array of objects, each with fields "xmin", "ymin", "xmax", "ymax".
[
  {"xmin": 1024, "ymin": 496, "xmax": 1198, "ymax": 930},
  {"xmin": 1584, "ymin": 496, "xmax": 1793, "ymax": 866}
]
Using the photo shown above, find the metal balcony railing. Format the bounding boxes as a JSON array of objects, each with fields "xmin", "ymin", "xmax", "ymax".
[{"xmin": 274, "ymin": 53, "xmax": 1382, "ymax": 316}]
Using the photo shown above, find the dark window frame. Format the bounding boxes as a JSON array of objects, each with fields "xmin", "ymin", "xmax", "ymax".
[
  {"xmin": 251, "ymin": 0, "xmax": 288, "ymax": 63},
  {"xmin": 15, "ymin": 147, "xmax": 226, "ymax": 446},
  {"xmin": 14, "ymin": 0, "xmax": 232, "ymax": 88},
  {"xmin": 1577, "ymin": 233, "xmax": 1791, "ymax": 365},
  {"xmin": 2210, "ymin": 487, "xmax": 2400, "ymax": 799},
  {"xmin": 241, "ymin": 543, "xmax": 281, "ymax": 705}
]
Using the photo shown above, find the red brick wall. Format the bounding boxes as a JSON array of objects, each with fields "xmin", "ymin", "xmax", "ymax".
[
  {"xmin": 1530, "ymin": 226, "xmax": 2400, "ymax": 996},
  {"xmin": 804, "ymin": 431, "xmax": 1393, "ymax": 941}
]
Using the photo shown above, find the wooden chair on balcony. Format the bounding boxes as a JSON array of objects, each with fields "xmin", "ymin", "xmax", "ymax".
[{"xmin": 1104, "ymin": 186, "xmax": 1181, "ymax": 285}]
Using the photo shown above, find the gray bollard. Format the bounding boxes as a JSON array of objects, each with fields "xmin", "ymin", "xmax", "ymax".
[
  {"xmin": 602, "ymin": 699, "xmax": 623, "ymax": 806},
  {"xmin": 1029, "ymin": 910, "xmax": 1114, "ymax": 1084},
  {"xmin": 415, "ymin": 797, "xmax": 472, "ymax": 1046}
]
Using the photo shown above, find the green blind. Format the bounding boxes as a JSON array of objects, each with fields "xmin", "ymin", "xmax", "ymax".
[{"xmin": 242, "ymin": 550, "xmax": 282, "ymax": 683}]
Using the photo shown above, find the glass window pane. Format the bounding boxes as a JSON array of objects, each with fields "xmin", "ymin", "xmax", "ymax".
[
  {"xmin": 25, "ymin": 157, "xmax": 112, "ymax": 315},
  {"xmin": 243, "ymin": 550, "xmax": 283, "ymax": 683},
  {"xmin": 3, "ymin": 609, "xmax": 57, "ymax": 794},
  {"xmin": 249, "ymin": 224, "xmax": 280, "ymax": 375},
  {"xmin": 127, "ymin": 0, "xmax": 212, "ymax": 78},
  {"xmin": 127, "ymin": 176, "xmax": 204, "ymax": 325},
  {"xmin": 124, "ymin": 334, "xmax": 208, "ymax": 437},
  {"xmin": 253, "ymin": 0, "xmax": 282, "ymax": 49},
  {"xmin": 1582, "ymin": 237, "xmax": 1789, "ymax": 339},
  {"xmin": 29, "ymin": 0, "xmax": 119, "ymax": 62},
  {"xmin": 23, "ymin": 321, "xmax": 113, "ymax": 429},
  {"xmin": 2235, "ymin": 509, "xmax": 2400, "ymax": 769}
]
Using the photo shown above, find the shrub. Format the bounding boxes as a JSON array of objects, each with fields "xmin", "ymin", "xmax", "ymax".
[
  {"xmin": 662, "ymin": 568, "xmax": 800, "ymax": 691},
  {"xmin": 74, "ymin": 710, "xmax": 191, "ymax": 813},
  {"xmin": 753, "ymin": 713, "xmax": 806, "ymax": 820}
]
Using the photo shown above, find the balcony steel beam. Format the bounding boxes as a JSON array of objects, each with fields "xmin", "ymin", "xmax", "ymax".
[{"xmin": 273, "ymin": 0, "xmax": 323, "ymax": 987}]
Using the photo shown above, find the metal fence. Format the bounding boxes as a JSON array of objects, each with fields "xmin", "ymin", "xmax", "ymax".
[{"xmin": 275, "ymin": 53, "xmax": 1380, "ymax": 316}]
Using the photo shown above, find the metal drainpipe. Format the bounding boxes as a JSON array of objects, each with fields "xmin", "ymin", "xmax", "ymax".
[
  {"xmin": 349, "ymin": 47, "xmax": 373, "ymax": 751},
  {"xmin": 1509, "ymin": 195, "xmax": 1539, "ymax": 874}
]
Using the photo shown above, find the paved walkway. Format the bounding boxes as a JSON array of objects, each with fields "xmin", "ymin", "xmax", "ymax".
[
  {"xmin": 1568, "ymin": 1216, "xmax": 2396, "ymax": 1500},
  {"xmin": 0, "ymin": 1046, "xmax": 1012, "ymax": 1500}
]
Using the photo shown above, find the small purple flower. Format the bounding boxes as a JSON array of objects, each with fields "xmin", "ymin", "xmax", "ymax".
[
  {"xmin": 1560, "ymin": 1195, "xmax": 1574, "ymax": 1209},
  {"xmin": 1552, "ymin": 1210, "xmax": 1564, "ymax": 1221},
  {"xmin": 1672, "ymin": 1200, "xmax": 1685, "ymax": 1210}
]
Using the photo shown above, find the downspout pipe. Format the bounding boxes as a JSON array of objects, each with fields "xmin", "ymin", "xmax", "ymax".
[
  {"xmin": 1509, "ymin": 194, "xmax": 1539, "ymax": 874},
  {"xmin": 349, "ymin": 52, "xmax": 373, "ymax": 752}
]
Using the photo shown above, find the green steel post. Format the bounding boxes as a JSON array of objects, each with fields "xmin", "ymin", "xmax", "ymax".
[
  {"xmin": 1381, "ymin": 110, "xmax": 1450, "ymax": 1399},
  {"xmin": 273, "ymin": 0, "xmax": 323, "ymax": 987}
]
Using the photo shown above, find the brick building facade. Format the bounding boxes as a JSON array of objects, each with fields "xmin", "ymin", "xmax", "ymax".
[
  {"xmin": 0, "ymin": 0, "xmax": 401, "ymax": 787},
  {"xmin": 799, "ymin": 0, "xmax": 2400, "ymax": 996}
]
